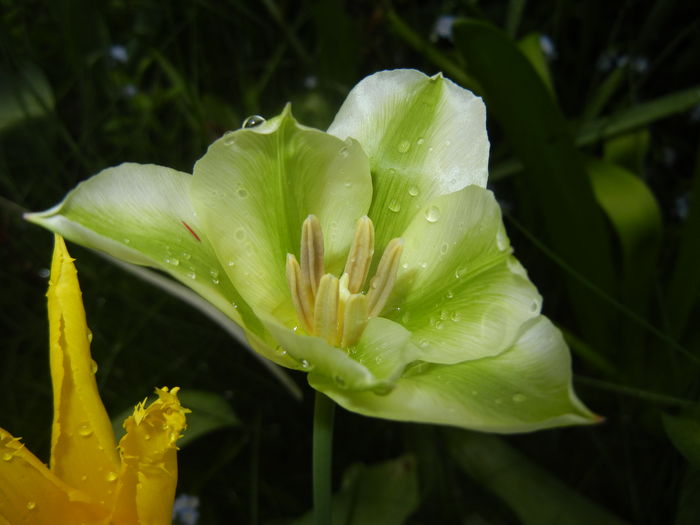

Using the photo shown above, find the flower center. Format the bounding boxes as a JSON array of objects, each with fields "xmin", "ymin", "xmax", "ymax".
[{"xmin": 286, "ymin": 215, "xmax": 403, "ymax": 348}]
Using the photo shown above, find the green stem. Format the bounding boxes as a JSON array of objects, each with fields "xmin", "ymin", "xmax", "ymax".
[{"xmin": 313, "ymin": 390, "xmax": 335, "ymax": 525}]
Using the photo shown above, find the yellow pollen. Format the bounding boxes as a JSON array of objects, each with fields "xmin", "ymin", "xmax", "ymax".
[{"xmin": 286, "ymin": 215, "xmax": 403, "ymax": 347}]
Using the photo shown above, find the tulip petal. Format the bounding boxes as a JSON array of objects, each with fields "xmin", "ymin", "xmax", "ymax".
[
  {"xmin": 387, "ymin": 185, "xmax": 541, "ymax": 363},
  {"xmin": 112, "ymin": 387, "xmax": 189, "ymax": 525},
  {"xmin": 25, "ymin": 164, "xmax": 245, "ymax": 329},
  {"xmin": 191, "ymin": 106, "xmax": 372, "ymax": 320},
  {"xmin": 47, "ymin": 235, "xmax": 121, "ymax": 502},
  {"xmin": 262, "ymin": 316, "xmax": 419, "ymax": 392},
  {"xmin": 328, "ymin": 69, "xmax": 489, "ymax": 253},
  {"xmin": 311, "ymin": 317, "xmax": 598, "ymax": 432},
  {"xmin": 0, "ymin": 428, "xmax": 108, "ymax": 524}
]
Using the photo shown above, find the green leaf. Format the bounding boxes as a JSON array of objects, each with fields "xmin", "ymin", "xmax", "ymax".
[
  {"xmin": 447, "ymin": 430, "xmax": 629, "ymax": 525},
  {"xmin": 603, "ymin": 129, "xmax": 650, "ymax": 175},
  {"xmin": 453, "ymin": 18, "xmax": 616, "ymax": 349},
  {"xmin": 0, "ymin": 62, "xmax": 54, "ymax": 131},
  {"xmin": 666, "ymin": 145, "xmax": 700, "ymax": 338},
  {"xmin": 312, "ymin": 317, "xmax": 597, "ymax": 433},
  {"xmin": 577, "ymin": 86, "xmax": 700, "ymax": 146},
  {"xmin": 587, "ymin": 158, "xmax": 662, "ymax": 310},
  {"xmin": 327, "ymin": 69, "xmax": 489, "ymax": 256},
  {"xmin": 663, "ymin": 410, "xmax": 700, "ymax": 469},
  {"xmin": 517, "ymin": 33, "xmax": 555, "ymax": 97},
  {"xmin": 112, "ymin": 390, "xmax": 239, "ymax": 448},
  {"xmin": 675, "ymin": 468, "xmax": 700, "ymax": 525},
  {"xmin": 288, "ymin": 455, "xmax": 419, "ymax": 525}
]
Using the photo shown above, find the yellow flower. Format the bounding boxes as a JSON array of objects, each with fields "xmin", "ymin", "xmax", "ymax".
[{"xmin": 0, "ymin": 235, "xmax": 189, "ymax": 525}]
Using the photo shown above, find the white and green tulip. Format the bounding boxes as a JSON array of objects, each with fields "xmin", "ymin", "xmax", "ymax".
[{"xmin": 26, "ymin": 69, "xmax": 597, "ymax": 432}]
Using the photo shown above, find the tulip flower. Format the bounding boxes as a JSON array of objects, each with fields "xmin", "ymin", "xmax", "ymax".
[
  {"xmin": 26, "ymin": 69, "xmax": 596, "ymax": 432},
  {"xmin": 0, "ymin": 235, "xmax": 189, "ymax": 524}
]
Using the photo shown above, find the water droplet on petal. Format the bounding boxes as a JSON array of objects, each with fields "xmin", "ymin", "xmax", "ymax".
[
  {"xmin": 388, "ymin": 199, "xmax": 401, "ymax": 212},
  {"xmin": 106, "ymin": 471, "xmax": 118, "ymax": 483},
  {"xmin": 300, "ymin": 359, "xmax": 311, "ymax": 369},
  {"xmin": 334, "ymin": 375, "xmax": 346, "ymax": 387},
  {"xmin": 512, "ymin": 393, "xmax": 527, "ymax": 403},
  {"xmin": 450, "ymin": 311, "xmax": 461, "ymax": 322},
  {"xmin": 181, "ymin": 252, "xmax": 192, "ymax": 260},
  {"xmin": 2, "ymin": 452, "xmax": 13, "ymax": 462},
  {"xmin": 26, "ymin": 501, "xmax": 36, "ymax": 510},
  {"xmin": 424, "ymin": 205, "xmax": 441, "ymax": 223},
  {"xmin": 237, "ymin": 188, "xmax": 248, "ymax": 199},
  {"xmin": 455, "ymin": 266, "xmax": 468, "ymax": 279},
  {"xmin": 164, "ymin": 257, "xmax": 180, "ymax": 266},
  {"xmin": 186, "ymin": 271, "xmax": 196, "ymax": 280},
  {"xmin": 223, "ymin": 131, "xmax": 237, "ymax": 146},
  {"xmin": 338, "ymin": 147, "xmax": 350, "ymax": 159},
  {"xmin": 440, "ymin": 242, "xmax": 449, "ymax": 254},
  {"xmin": 78, "ymin": 423, "xmax": 93, "ymax": 437},
  {"xmin": 408, "ymin": 185, "xmax": 420, "ymax": 197},
  {"xmin": 90, "ymin": 359, "xmax": 98, "ymax": 374},
  {"xmin": 530, "ymin": 299, "xmax": 540, "ymax": 313},
  {"xmin": 227, "ymin": 260, "xmax": 236, "ymax": 267},
  {"xmin": 87, "ymin": 329, "xmax": 93, "ymax": 343},
  {"xmin": 122, "ymin": 238, "xmax": 130, "ymax": 244},
  {"xmin": 397, "ymin": 140, "xmax": 411, "ymax": 153},
  {"xmin": 417, "ymin": 137, "xmax": 425, "ymax": 145},
  {"xmin": 445, "ymin": 289, "xmax": 454, "ymax": 299},
  {"xmin": 234, "ymin": 228, "xmax": 246, "ymax": 241},
  {"xmin": 242, "ymin": 115, "xmax": 265, "ymax": 128}
]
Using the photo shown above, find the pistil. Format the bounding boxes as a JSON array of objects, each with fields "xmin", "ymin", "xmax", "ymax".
[{"xmin": 286, "ymin": 215, "xmax": 403, "ymax": 347}]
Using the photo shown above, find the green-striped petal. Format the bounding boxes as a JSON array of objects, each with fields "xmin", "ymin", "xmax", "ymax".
[
  {"xmin": 191, "ymin": 106, "xmax": 372, "ymax": 322},
  {"xmin": 385, "ymin": 185, "xmax": 541, "ymax": 364},
  {"xmin": 311, "ymin": 317, "xmax": 598, "ymax": 433},
  {"xmin": 328, "ymin": 69, "xmax": 489, "ymax": 254}
]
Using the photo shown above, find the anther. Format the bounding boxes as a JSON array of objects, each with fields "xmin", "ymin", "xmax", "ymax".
[
  {"xmin": 343, "ymin": 216, "xmax": 374, "ymax": 293},
  {"xmin": 286, "ymin": 254, "xmax": 314, "ymax": 334},
  {"xmin": 300, "ymin": 215, "xmax": 324, "ymax": 298},
  {"xmin": 366, "ymin": 238, "xmax": 404, "ymax": 318}
]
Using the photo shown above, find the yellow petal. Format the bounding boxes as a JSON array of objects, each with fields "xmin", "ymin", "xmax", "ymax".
[
  {"xmin": 0, "ymin": 428, "xmax": 108, "ymax": 524},
  {"xmin": 112, "ymin": 387, "xmax": 189, "ymax": 525},
  {"xmin": 47, "ymin": 235, "xmax": 120, "ymax": 502}
]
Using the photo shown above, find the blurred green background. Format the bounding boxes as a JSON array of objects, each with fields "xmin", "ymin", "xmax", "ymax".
[{"xmin": 2, "ymin": 1, "xmax": 700, "ymax": 523}]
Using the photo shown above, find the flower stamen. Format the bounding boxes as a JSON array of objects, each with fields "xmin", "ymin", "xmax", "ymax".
[{"xmin": 286, "ymin": 215, "xmax": 402, "ymax": 348}]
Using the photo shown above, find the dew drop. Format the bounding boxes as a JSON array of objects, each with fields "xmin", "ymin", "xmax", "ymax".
[
  {"xmin": 122, "ymin": 238, "xmax": 130, "ymax": 244},
  {"xmin": 106, "ymin": 471, "xmax": 118, "ymax": 483},
  {"xmin": 408, "ymin": 185, "xmax": 420, "ymax": 197},
  {"xmin": 222, "ymin": 131, "xmax": 236, "ymax": 146},
  {"xmin": 1, "ymin": 451, "xmax": 13, "ymax": 462},
  {"xmin": 300, "ymin": 359, "xmax": 311, "ymax": 369},
  {"xmin": 344, "ymin": 181, "xmax": 352, "ymax": 188},
  {"xmin": 234, "ymin": 228, "xmax": 246, "ymax": 241},
  {"xmin": 435, "ymin": 320, "xmax": 444, "ymax": 330},
  {"xmin": 424, "ymin": 205, "xmax": 441, "ymax": 223},
  {"xmin": 334, "ymin": 375, "xmax": 346, "ymax": 387},
  {"xmin": 496, "ymin": 229, "xmax": 508, "ymax": 251},
  {"xmin": 26, "ymin": 501, "xmax": 36, "ymax": 511},
  {"xmin": 445, "ymin": 289, "xmax": 454, "ymax": 299},
  {"xmin": 237, "ymin": 188, "xmax": 248, "ymax": 199},
  {"xmin": 78, "ymin": 423, "xmax": 93, "ymax": 438},
  {"xmin": 419, "ymin": 261, "xmax": 428, "ymax": 269},
  {"xmin": 209, "ymin": 269, "xmax": 219, "ymax": 279},
  {"xmin": 227, "ymin": 260, "xmax": 236, "ymax": 267},
  {"xmin": 417, "ymin": 137, "xmax": 425, "ymax": 145},
  {"xmin": 242, "ymin": 115, "xmax": 265, "ymax": 128},
  {"xmin": 418, "ymin": 339, "xmax": 430, "ymax": 348},
  {"xmin": 512, "ymin": 393, "xmax": 527, "ymax": 403},
  {"xmin": 181, "ymin": 252, "xmax": 192, "ymax": 260},
  {"xmin": 81, "ymin": 475, "xmax": 88, "ymax": 481},
  {"xmin": 338, "ymin": 147, "xmax": 350, "ymax": 159},
  {"xmin": 440, "ymin": 242, "xmax": 449, "ymax": 255},
  {"xmin": 87, "ymin": 329, "xmax": 93, "ymax": 343},
  {"xmin": 388, "ymin": 199, "xmax": 401, "ymax": 212},
  {"xmin": 186, "ymin": 271, "xmax": 196, "ymax": 280},
  {"xmin": 144, "ymin": 434, "xmax": 151, "ymax": 440},
  {"xmin": 164, "ymin": 257, "xmax": 180, "ymax": 266},
  {"xmin": 90, "ymin": 359, "xmax": 98, "ymax": 374},
  {"xmin": 397, "ymin": 140, "xmax": 411, "ymax": 153},
  {"xmin": 450, "ymin": 311, "xmax": 461, "ymax": 322},
  {"xmin": 530, "ymin": 299, "xmax": 540, "ymax": 313}
]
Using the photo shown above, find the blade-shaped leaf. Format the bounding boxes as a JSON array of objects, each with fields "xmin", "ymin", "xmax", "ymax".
[{"xmin": 447, "ymin": 430, "xmax": 629, "ymax": 525}]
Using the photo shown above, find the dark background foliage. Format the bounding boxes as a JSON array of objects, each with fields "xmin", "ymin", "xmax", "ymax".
[{"xmin": 2, "ymin": 1, "xmax": 700, "ymax": 523}]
